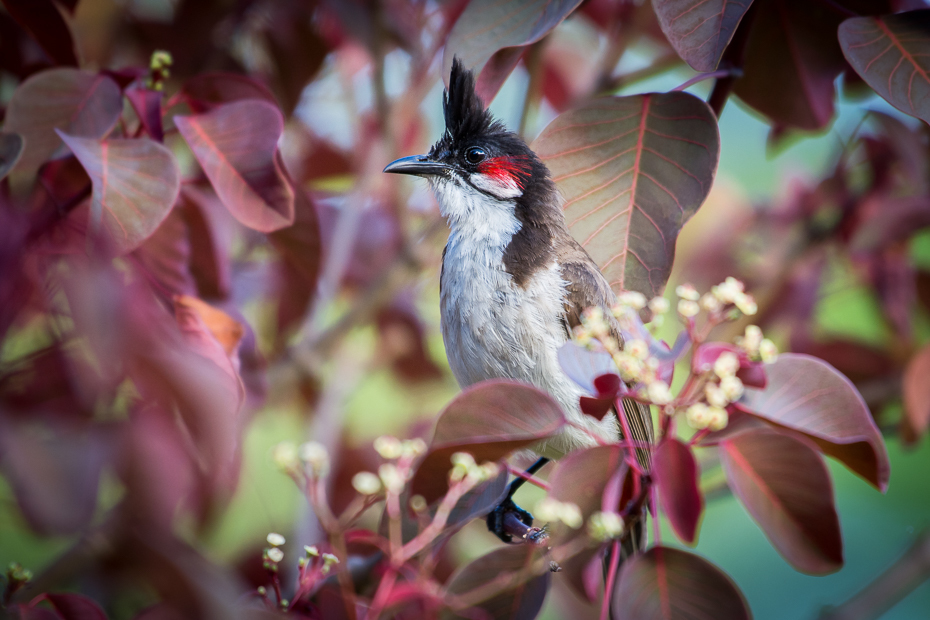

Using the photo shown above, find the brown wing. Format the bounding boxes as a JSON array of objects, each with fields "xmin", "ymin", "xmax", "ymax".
[{"xmin": 558, "ymin": 241, "xmax": 654, "ymax": 471}]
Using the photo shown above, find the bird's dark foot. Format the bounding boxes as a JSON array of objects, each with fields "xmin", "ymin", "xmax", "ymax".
[{"xmin": 486, "ymin": 497, "xmax": 547, "ymax": 544}]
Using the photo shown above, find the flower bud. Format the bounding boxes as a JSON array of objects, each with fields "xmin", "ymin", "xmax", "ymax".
[
  {"xmin": 272, "ymin": 442, "xmax": 299, "ymax": 472},
  {"xmin": 700, "ymin": 293, "xmax": 723, "ymax": 313},
  {"xmin": 299, "ymin": 441, "xmax": 330, "ymax": 477},
  {"xmin": 352, "ymin": 471, "xmax": 382, "ymax": 495},
  {"xmin": 374, "ymin": 435, "xmax": 403, "ymax": 459},
  {"xmin": 401, "ymin": 438, "xmax": 428, "ymax": 458},
  {"xmin": 647, "ymin": 380, "xmax": 673, "ymax": 405},
  {"xmin": 266, "ymin": 547, "xmax": 284, "ymax": 563},
  {"xmin": 676, "ymin": 284, "xmax": 700, "ymax": 301},
  {"xmin": 648, "ymin": 297, "xmax": 670, "ymax": 314},
  {"xmin": 685, "ymin": 402, "xmax": 711, "ymax": 429},
  {"xmin": 304, "ymin": 545, "xmax": 319, "ymax": 557},
  {"xmin": 705, "ymin": 383, "xmax": 729, "ymax": 408},
  {"xmin": 626, "ymin": 339, "xmax": 648, "ymax": 360},
  {"xmin": 759, "ymin": 339, "xmax": 778, "ymax": 363},
  {"xmin": 678, "ymin": 299, "xmax": 700, "ymax": 318},
  {"xmin": 734, "ymin": 292, "xmax": 758, "ymax": 316},
  {"xmin": 720, "ymin": 376, "xmax": 744, "ymax": 401},
  {"xmin": 410, "ymin": 495, "xmax": 428, "ymax": 512},
  {"xmin": 266, "ymin": 532, "xmax": 286, "ymax": 547},
  {"xmin": 588, "ymin": 511, "xmax": 624, "ymax": 541},
  {"xmin": 378, "ymin": 463, "xmax": 405, "ymax": 494},
  {"xmin": 707, "ymin": 406, "xmax": 729, "ymax": 431},
  {"xmin": 713, "ymin": 352, "xmax": 740, "ymax": 378},
  {"xmin": 618, "ymin": 291, "xmax": 647, "ymax": 310}
]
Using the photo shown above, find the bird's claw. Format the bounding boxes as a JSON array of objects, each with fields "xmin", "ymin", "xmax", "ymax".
[{"xmin": 486, "ymin": 497, "xmax": 535, "ymax": 544}]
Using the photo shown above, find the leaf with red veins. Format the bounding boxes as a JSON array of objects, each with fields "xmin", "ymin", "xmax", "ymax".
[
  {"xmin": 533, "ymin": 92, "xmax": 719, "ymax": 299},
  {"xmin": 175, "ymin": 100, "xmax": 295, "ymax": 233},
  {"xmin": 840, "ymin": 10, "xmax": 930, "ymax": 125},
  {"xmin": 57, "ymin": 131, "xmax": 181, "ymax": 255},
  {"xmin": 612, "ymin": 546, "xmax": 751, "ymax": 619},
  {"xmin": 652, "ymin": 0, "xmax": 755, "ymax": 72},
  {"xmin": 739, "ymin": 353, "xmax": 889, "ymax": 492},
  {"xmin": 721, "ymin": 428, "xmax": 843, "ymax": 575},
  {"xmin": 444, "ymin": 0, "xmax": 583, "ymax": 94},
  {"xmin": 4, "ymin": 69, "xmax": 122, "ymax": 175}
]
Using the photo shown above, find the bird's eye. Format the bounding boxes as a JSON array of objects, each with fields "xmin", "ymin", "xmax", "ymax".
[{"xmin": 464, "ymin": 146, "xmax": 487, "ymax": 165}]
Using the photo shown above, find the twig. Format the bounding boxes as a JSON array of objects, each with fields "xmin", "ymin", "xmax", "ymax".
[{"xmin": 674, "ymin": 69, "xmax": 742, "ymax": 92}]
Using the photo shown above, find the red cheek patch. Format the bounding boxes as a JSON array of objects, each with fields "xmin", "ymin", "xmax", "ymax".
[{"xmin": 477, "ymin": 156, "xmax": 532, "ymax": 189}]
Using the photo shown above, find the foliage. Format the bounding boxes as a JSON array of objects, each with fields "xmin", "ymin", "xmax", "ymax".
[{"xmin": 0, "ymin": 1, "xmax": 928, "ymax": 619}]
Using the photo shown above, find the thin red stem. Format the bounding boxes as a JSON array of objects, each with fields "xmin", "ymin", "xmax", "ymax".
[{"xmin": 600, "ymin": 540, "xmax": 621, "ymax": 620}]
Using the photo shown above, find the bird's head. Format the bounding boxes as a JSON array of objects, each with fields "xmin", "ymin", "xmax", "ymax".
[{"xmin": 384, "ymin": 58, "xmax": 558, "ymax": 232}]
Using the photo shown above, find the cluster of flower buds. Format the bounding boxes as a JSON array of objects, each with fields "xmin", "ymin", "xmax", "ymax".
[
  {"xmin": 263, "ymin": 532, "xmax": 287, "ymax": 570},
  {"xmin": 147, "ymin": 50, "xmax": 172, "ymax": 90},
  {"xmin": 272, "ymin": 440, "xmax": 331, "ymax": 478},
  {"xmin": 448, "ymin": 452, "xmax": 501, "ymax": 485},
  {"xmin": 587, "ymin": 511, "xmax": 625, "ymax": 542},
  {"xmin": 534, "ymin": 497, "xmax": 583, "ymax": 529},
  {"xmin": 373, "ymin": 435, "xmax": 427, "ymax": 461},
  {"xmin": 736, "ymin": 325, "xmax": 778, "ymax": 363},
  {"xmin": 299, "ymin": 545, "xmax": 339, "ymax": 574},
  {"xmin": 677, "ymin": 277, "xmax": 758, "ymax": 318}
]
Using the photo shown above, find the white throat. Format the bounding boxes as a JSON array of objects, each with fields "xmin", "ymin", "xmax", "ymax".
[{"xmin": 430, "ymin": 178, "xmax": 520, "ymax": 253}]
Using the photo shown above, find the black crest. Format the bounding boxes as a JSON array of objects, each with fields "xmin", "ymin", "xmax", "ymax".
[{"xmin": 443, "ymin": 58, "xmax": 503, "ymax": 142}]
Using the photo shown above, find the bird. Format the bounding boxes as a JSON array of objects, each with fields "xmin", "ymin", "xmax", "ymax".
[{"xmin": 383, "ymin": 58, "xmax": 653, "ymax": 545}]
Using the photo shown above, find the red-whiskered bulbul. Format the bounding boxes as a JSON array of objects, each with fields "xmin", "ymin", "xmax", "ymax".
[{"xmin": 384, "ymin": 59, "xmax": 653, "ymax": 544}]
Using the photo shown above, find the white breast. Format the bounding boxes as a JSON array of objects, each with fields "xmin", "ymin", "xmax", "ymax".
[{"xmin": 435, "ymin": 182, "xmax": 618, "ymax": 457}]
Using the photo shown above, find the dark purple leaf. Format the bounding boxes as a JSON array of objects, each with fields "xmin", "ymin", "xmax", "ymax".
[
  {"xmin": 175, "ymin": 101, "xmax": 295, "ymax": 233},
  {"xmin": 45, "ymin": 593, "xmax": 108, "ymax": 620},
  {"xmin": 733, "ymin": 0, "xmax": 845, "ymax": 130},
  {"xmin": 134, "ymin": 209, "xmax": 197, "ymax": 297},
  {"xmin": 443, "ymin": 0, "xmax": 583, "ymax": 82},
  {"xmin": 126, "ymin": 85, "xmax": 165, "ymax": 142},
  {"xmin": 0, "ymin": 132, "xmax": 25, "ymax": 180},
  {"xmin": 840, "ymin": 10, "xmax": 930, "ymax": 125},
  {"xmin": 179, "ymin": 185, "xmax": 233, "ymax": 299},
  {"xmin": 903, "ymin": 344, "xmax": 930, "ymax": 442},
  {"xmin": 411, "ymin": 380, "xmax": 566, "ymax": 502},
  {"xmin": 548, "ymin": 445, "xmax": 627, "ymax": 542},
  {"xmin": 533, "ymin": 92, "xmax": 719, "ymax": 298},
  {"xmin": 652, "ymin": 438, "xmax": 702, "ymax": 545},
  {"xmin": 720, "ymin": 428, "xmax": 843, "ymax": 574},
  {"xmin": 652, "ymin": 0, "xmax": 754, "ymax": 72},
  {"xmin": 57, "ymin": 132, "xmax": 181, "ymax": 255},
  {"xmin": 580, "ymin": 373, "xmax": 622, "ymax": 420},
  {"xmin": 611, "ymin": 546, "xmax": 751, "ymax": 619},
  {"xmin": 475, "ymin": 46, "xmax": 526, "ymax": 104},
  {"xmin": 4, "ymin": 69, "xmax": 122, "ymax": 175},
  {"xmin": 445, "ymin": 545, "xmax": 550, "ymax": 620},
  {"xmin": 268, "ymin": 186, "xmax": 321, "ymax": 334},
  {"xmin": 1, "ymin": 0, "xmax": 77, "ymax": 66},
  {"xmin": 739, "ymin": 353, "xmax": 890, "ymax": 491}
]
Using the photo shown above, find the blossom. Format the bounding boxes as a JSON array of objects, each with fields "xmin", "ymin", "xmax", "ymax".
[
  {"xmin": 713, "ymin": 352, "xmax": 740, "ymax": 378},
  {"xmin": 299, "ymin": 441, "xmax": 330, "ymax": 476},
  {"xmin": 720, "ymin": 376, "xmax": 744, "ymax": 401},
  {"xmin": 266, "ymin": 532, "xmax": 286, "ymax": 547},
  {"xmin": 617, "ymin": 291, "xmax": 647, "ymax": 310},
  {"xmin": 378, "ymin": 463, "xmax": 405, "ymax": 494},
  {"xmin": 374, "ymin": 435, "xmax": 403, "ymax": 459},
  {"xmin": 760, "ymin": 339, "xmax": 778, "ymax": 363},
  {"xmin": 535, "ymin": 498, "xmax": 583, "ymax": 529},
  {"xmin": 678, "ymin": 299, "xmax": 700, "ymax": 318},
  {"xmin": 676, "ymin": 284, "xmax": 700, "ymax": 301},
  {"xmin": 266, "ymin": 547, "xmax": 284, "ymax": 563},
  {"xmin": 588, "ymin": 511, "xmax": 624, "ymax": 541},
  {"xmin": 648, "ymin": 297, "xmax": 670, "ymax": 314},
  {"xmin": 352, "ymin": 471, "xmax": 382, "ymax": 495},
  {"xmin": 647, "ymin": 380, "xmax": 673, "ymax": 405}
]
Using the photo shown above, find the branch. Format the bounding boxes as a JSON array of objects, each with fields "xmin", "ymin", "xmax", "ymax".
[{"xmin": 818, "ymin": 531, "xmax": 930, "ymax": 620}]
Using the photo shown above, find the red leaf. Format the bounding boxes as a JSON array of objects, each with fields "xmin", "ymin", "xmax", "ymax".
[
  {"xmin": 579, "ymin": 373, "xmax": 622, "ymax": 421},
  {"xmin": 739, "ymin": 353, "xmax": 890, "ymax": 491},
  {"xmin": 443, "ymin": 0, "xmax": 583, "ymax": 80},
  {"xmin": 57, "ymin": 132, "xmax": 181, "ymax": 255},
  {"xmin": 840, "ymin": 10, "xmax": 930, "ymax": 125},
  {"xmin": 134, "ymin": 209, "xmax": 197, "ymax": 297},
  {"xmin": 611, "ymin": 546, "xmax": 750, "ymax": 620},
  {"xmin": 1, "ymin": 0, "xmax": 78, "ymax": 67},
  {"xmin": 475, "ymin": 46, "xmax": 525, "ymax": 104},
  {"xmin": 652, "ymin": 0, "xmax": 754, "ymax": 72},
  {"xmin": 652, "ymin": 438, "xmax": 702, "ymax": 544},
  {"xmin": 0, "ymin": 421, "xmax": 110, "ymax": 535},
  {"xmin": 268, "ymin": 186, "xmax": 322, "ymax": 333},
  {"xmin": 533, "ymin": 92, "xmax": 719, "ymax": 298},
  {"xmin": 4, "ymin": 69, "xmax": 122, "ymax": 175},
  {"xmin": 179, "ymin": 72, "xmax": 278, "ymax": 113},
  {"xmin": 411, "ymin": 380, "xmax": 566, "ymax": 502},
  {"xmin": 693, "ymin": 343, "xmax": 767, "ymax": 388},
  {"xmin": 903, "ymin": 344, "xmax": 930, "ymax": 443},
  {"xmin": 445, "ymin": 545, "xmax": 550, "ymax": 620},
  {"xmin": 179, "ymin": 185, "xmax": 233, "ymax": 299},
  {"xmin": 175, "ymin": 100, "xmax": 295, "ymax": 232},
  {"xmin": 126, "ymin": 85, "xmax": 165, "ymax": 142},
  {"xmin": 0, "ymin": 132, "xmax": 25, "ymax": 180},
  {"xmin": 720, "ymin": 428, "xmax": 843, "ymax": 574},
  {"xmin": 45, "ymin": 593, "xmax": 108, "ymax": 620}
]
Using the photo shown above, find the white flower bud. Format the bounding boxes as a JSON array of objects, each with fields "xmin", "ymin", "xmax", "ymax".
[
  {"xmin": 685, "ymin": 402, "xmax": 711, "ymax": 429},
  {"xmin": 648, "ymin": 297, "xmax": 670, "ymax": 314},
  {"xmin": 401, "ymin": 438, "xmax": 427, "ymax": 459},
  {"xmin": 304, "ymin": 545, "xmax": 319, "ymax": 557},
  {"xmin": 272, "ymin": 442, "xmax": 299, "ymax": 472},
  {"xmin": 720, "ymin": 376, "xmax": 744, "ymax": 401},
  {"xmin": 647, "ymin": 380, "xmax": 673, "ymax": 405},
  {"xmin": 266, "ymin": 547, "xmax": 284, "ymax": 563},
  {"xmin": 676, "ymin": 284, "xmax": 700, "ymax": 301},
  {"xmin": 700, "ymin": 293, "xmax": 723, "ymax": 313},
  {"xmin": 626, "ymin": 339, "xmax": 648, "ymax": 360},
  {"xmin": 299, "ymin": 441, "xmax": 330, "ymax": 477},
  {"xmin": 707, "ymin": 406, "xmax": 729, "ymax": 431},
  {"xmin": 759, "ymin": 339, "xmax": 778, "ymax": 363},
  {"xmin": 352, "ymin": 471, "xmax": 382, "ymax": 495},
  {"xmin": 378, "ymin": 463, "xmax": 405, "ymax": 494},
  {"xmin": 266, "ymin": 532, "xmax": 286, "ymax": 547},
  {"xmin": 705, "ymin": 383, "xmax": 730, "ymax": 408},
  {"xmin": 410, "ymin": 495, "xmax": 428, "ymax": 512},
  {"xmin": 588, "ymin": 511, "xmax": 624, "ymax": 541},
  {"xmin": 678, "ymin": 299, "xmax": 700, "ymax": 318},
  {"xmin": 618, "ymin": 291, "xmax": 647, "ymax": 310},
  {"xmin": 374, "ymin": 435, "xmax": 403, "ymax": 459},
  {"xmin": 559, "ymin": 502, "xmax": 584, "ymax": 529},
  {"xmin": 713, "ymin": 352, "xmax": 740, "ymax": 378},
  {"xmin": 535, "ymin": 497, "xmax": 562, "ymax": 522},
  {"xmin": 734, "ymin": 292, "xmax": 758, "ymax": 316}
]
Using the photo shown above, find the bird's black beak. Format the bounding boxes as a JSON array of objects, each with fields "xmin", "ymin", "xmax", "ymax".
[{"xmin": 383, "ymin": 154, "xmax": 449, "ymax": 177}]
